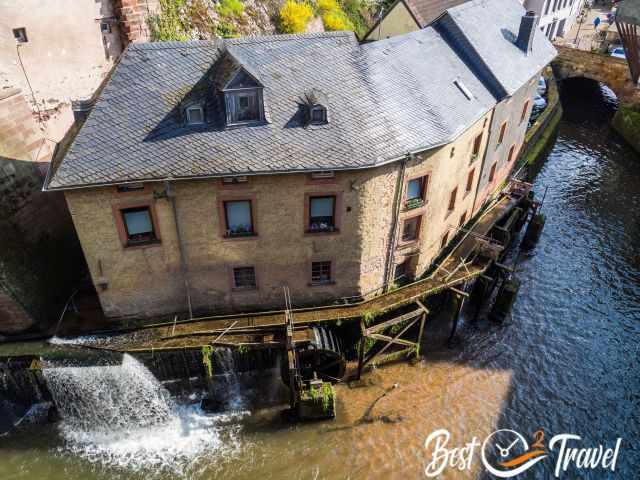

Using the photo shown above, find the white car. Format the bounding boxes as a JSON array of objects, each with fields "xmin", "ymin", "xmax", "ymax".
[
  {"xmin": 610, "ymin": 47, "xmax": 626, "ymax": 59},
  {"xmin": 537, "ymin": 77, "xmax": 547, "ymax": 96}
]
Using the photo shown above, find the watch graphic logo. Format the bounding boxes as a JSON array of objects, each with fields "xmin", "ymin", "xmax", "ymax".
[{"xmin": 481, "ymin": 429, "xmax": 547, "ymax": 478}]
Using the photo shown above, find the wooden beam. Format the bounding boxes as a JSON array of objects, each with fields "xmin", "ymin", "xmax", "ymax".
[
  {"xmin": 365, "ymin": 308, "xmax": 422, "ymax": 334},
  {"xmin": 363, "ymin": 318, "xmax": 418, "ymax": 366},
  {"xmin": 415, "ymin": 312, "xmax": 426, "ymax": 357},
  {"xmin": 448, "ymin": 286, "xmax": 470, "ymax": 298},
  {"xmin": 368, "ymin": 333, "xmax": 418, "ymax": 348},
  {"xmin": 415, "ymin": 299, "xmax": 430, "ymax": 314}
]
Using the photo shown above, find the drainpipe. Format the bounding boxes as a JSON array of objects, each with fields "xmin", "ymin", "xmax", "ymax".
[
  {"xmin": 471, "ymin": 110, "xmax": 496, "ymax": 213},
  {"xmin": 165, "ymin": 181, "xmax": 193, "ymax": 319},
  {"xmin": 382, "ymin": 153, "xmax": 410, "ymax": 291}
]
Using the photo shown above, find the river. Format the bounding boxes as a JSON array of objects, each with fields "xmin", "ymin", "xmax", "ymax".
[{"xmin": 0, "ymin": 79, "xmax": 638, "ymax": 479}]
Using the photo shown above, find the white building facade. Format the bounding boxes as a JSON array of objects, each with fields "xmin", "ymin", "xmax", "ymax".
[{"xmin": 524, "ymin": 0, "xmax": 585, "ymax": 40}]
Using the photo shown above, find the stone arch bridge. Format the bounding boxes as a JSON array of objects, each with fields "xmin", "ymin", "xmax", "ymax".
[{"xmin": 553, "ymin": 45, "xmax": 640, "ymax": 106}]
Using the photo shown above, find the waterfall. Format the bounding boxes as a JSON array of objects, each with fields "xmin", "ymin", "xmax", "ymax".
[
  {"xmin": 214, "ymin": 348, "xmax": 244, "ymax": 410},
  {"xmin": 43, "ymin": 354, "xmax": 173, "ymax": 432},
  {"xmin": 41, "ymin": 353, "xmax": 243, "ymax": 475}
]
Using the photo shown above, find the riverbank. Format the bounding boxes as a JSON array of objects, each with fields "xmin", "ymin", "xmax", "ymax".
[{"xmin": 612, "ymin": 103, "xmax": 640, "ymax": 153}]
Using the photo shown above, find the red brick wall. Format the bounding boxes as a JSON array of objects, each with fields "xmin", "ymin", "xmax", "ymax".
[{"xmin": 114, "ymin": 0, "xmax": 160, "ymax": 44}]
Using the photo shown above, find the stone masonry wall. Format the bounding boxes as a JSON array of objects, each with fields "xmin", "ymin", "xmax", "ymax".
[
  {"xmin": 0, "ymin": 88, "xmax": 84, "ymax": 334},
  {"xmin": 114, "ymin": 0, "xmax": 160, "ymax": 44},
  {"xmin": 64, "ymin": 112, "xmax": 494, "ymax": 320}
]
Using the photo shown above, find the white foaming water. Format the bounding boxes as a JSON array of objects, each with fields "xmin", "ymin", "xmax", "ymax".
[{"xmin": 42, "ymin": 354, "xmax": 244, "ymax": 476}]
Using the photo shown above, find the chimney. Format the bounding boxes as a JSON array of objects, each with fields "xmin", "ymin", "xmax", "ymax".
[
  {"xmin": 516, "ymin": 11, "xmax": 539, "ymax": 54},
  {"xmin": 71, "ymin": 98, "xmax": 95, "ymax": 124}
]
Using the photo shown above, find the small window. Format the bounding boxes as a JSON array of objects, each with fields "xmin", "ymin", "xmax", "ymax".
[
  {"xmin": 472, "ymin": 133, "xmax": 483, "ymax": 160},
  {"xmin": 233, "ymin": 267, "xmax": 256, "ymax": 289},
  {"xmin": 441, "ymin": 231, "xmax": 449, "ymax": 250},
  {"xmin": 459, "ymin": 211, "xmax": 467, "ymax": 227},
  {"xmin": 224, "ymin": 200, "xmax": 254, "ymax": 237},
  {"xmin": 100, "ymin": 22, "xmax": 112, "ymax": 34},
  {"xmin": 310, "ymin": 105, "xmax": 327, "ymax": 124},
  {"xmin": 450, "ymin": 147, "xmax": 455, "ymax": 158},
  {"xmin": 498, "ymin": 122, "xmax": 507, "ymax": 145},
  {"xmin": 448, "ymin": 187, "xmax": 457, "ymax": 212},
  {"xmin": 401, "ymin": 216, "xmax": 421, "ymax": 242},
  {"xmin": 520, "ymin": 101, "xmax": 530, "ymax": 123},
  {"xmin": 488, "ymin": 162, "xmax": 497, "ymax": 182},
  {"xmin": 186, "ymin": 105, "xmax": 204, "ymax": 125},
  {"xmin": 13, "ymin": 28, "xmax": 27, "ymax": 43},
  {"xmin": 466, "ymin": 169, "xmax": 475, "ymax": 193},
  {"xmin": 507, "ymin": 145, "xmax": 516, "ymax": 163},
  {"xmin": 308, "ymin": 195, "xmax": 336, "ymax": 233},
  {"xmin": 406, "ymin": 176, "xmax": 427, "ymax": 208},
  {"xmin": 121, "ymin": 207, "xmax": 156, "ymax": 246},
  {"xmin": 117, "ymin": 183, "xmax": 144, "ymax": 193},
  {"xmin": 222, "ymin": 176, "xmax": 248, "ymax": 184},
  {"xmin": 311, "ymin": 261, "xmax": 332, "ymax": 284},
  {"xmin": 225, "ymin": 90, "xmax": 262, "ymax": 124},
  {"xmin": 394, "ymin": 260, "xmax": 409, "ymax": 281}
]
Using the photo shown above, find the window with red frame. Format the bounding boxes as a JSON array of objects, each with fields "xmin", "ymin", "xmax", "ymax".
[{"xmin": 401, "ymin": 216, "xmax": 421, "ymax": 242}]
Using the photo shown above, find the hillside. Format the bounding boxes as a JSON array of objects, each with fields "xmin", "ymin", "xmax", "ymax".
[{"xmin": 148, "ymin": 0, "xmax": 380, "ymax": 41}]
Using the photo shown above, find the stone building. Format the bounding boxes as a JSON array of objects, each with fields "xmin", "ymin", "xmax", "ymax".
[
  {"xmin": 46, "ymin": 0, "xmax": 556, "ymax": 321},
  {"xmin": 0, "ymin": 0, "xmax": 158, "ymax": 141}
]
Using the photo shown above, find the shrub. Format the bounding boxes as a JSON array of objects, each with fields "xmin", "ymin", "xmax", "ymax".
[
  {"xmin": 279, "ymin": 1, "xmax": 314, "ymax": 33},
  {"xmin": 317, "ymin": 0, "xmax": 339, "ymax": 13},
  {"xmin": 322, "ymin": 11, "xmax": 354, "ymax": 31},
  {"xmin": 216, "ymin": 0, "xmax": 244, "ymax": 19}
]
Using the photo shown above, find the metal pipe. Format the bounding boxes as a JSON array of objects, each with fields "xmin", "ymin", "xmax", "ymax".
[{"xmin": 165, "ymin": 181, "xmax": 193, "ymax": 319}]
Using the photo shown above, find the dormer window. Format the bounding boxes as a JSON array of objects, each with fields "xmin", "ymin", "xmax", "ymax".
[
  {"xmin": 226, "ymin": 90, "xmax": 262, "ymax": 124},
  {"xmin": 186, "ymin": 105, "xmax": 204, "ymax": 125},
  {"xmin": 310, "ymin": 105, "xmax": 327, "ymax": 124},
  {"xmin": 222, "ymin": 68, "xmax": 264, "ymax": 126}
]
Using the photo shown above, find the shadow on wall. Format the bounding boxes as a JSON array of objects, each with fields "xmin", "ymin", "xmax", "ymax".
[{"xmin": 0, "ymin": 156, "xmax": 87, "ymax": 337}]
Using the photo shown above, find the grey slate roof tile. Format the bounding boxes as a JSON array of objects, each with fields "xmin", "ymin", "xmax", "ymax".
[{"xmin": 48, "ymin": 0, "xmax": 555, "ymax": 190}]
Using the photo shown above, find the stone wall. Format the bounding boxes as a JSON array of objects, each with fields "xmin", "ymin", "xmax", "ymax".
[
  {"xmin": 474, "ymin": 72, "xmax": 540, "ymax": 210},
  {"xmin": 0, "ymin": 89, "xmax": 84, "ymax": 335},
  {"xmin": 114, "ymin": 0, "xmax": 160, "ymax": 44},
  {"xmin": 553, "ymin": 45, "xmax": 640, "ymax": 106}
]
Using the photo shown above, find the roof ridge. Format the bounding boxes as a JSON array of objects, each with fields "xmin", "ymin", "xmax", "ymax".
[
  {"xmin": 224, "ymin": 31, "xmax": 354, "ymax": 46},
  {"xmin": 129, "ymin": 40, "xmax": 219, "ymax": 51}
]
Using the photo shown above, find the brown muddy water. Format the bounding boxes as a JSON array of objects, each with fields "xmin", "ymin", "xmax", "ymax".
[{"xmin": 1, "ymin": 80, "xmax": 639, "ymax": 479}]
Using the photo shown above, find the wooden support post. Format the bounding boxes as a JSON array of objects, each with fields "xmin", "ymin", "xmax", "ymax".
[
  {"xmin": 356, "ymin": 320, "xmax": 366, "ymax": 380},
  {"xmin": 415, "ymin": 312, "xmax": 426, "ymax": 357},
  {"xmin": 448, "ymin": 286, "xmax": 470, "ymax": 298},
  {"xmin": 447, "ymin": 288, "xmax": 466, "ymax": 344}
]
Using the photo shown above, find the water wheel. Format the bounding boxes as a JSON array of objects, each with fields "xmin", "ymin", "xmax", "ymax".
[{"xmin": 281, "ymin": 326, "xmax": 346, "ymax": 384}]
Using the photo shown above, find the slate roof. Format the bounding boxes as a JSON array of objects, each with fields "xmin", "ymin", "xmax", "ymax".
[
  {"xmin": 441, "ymin": 0, "xmax": 557, "ymax": 96},
  {"xmin": 47, "ymin": 0, "xmax": 556, "ymax": 190}
]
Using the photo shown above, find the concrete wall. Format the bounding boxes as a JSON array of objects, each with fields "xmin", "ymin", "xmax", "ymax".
[
  {"xmin": 364, "ymin": 2, "xmax": 420, "ymax": 41},
  {"xmin": 0, "ymin": 89, "xmax": 84, "ymax": 334},
  {"xmin": 64, "ymin": 112, "xmax": 491, "ymax": 320},
  {"xmin": 0, "ymin": 0, "xmax": 124, "ymax": 141},
  {"xmin": 474, "ymin": 73, "xmax": 540, "ymax": 210}
]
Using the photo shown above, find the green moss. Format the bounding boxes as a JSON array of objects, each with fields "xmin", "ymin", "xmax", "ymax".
[
  {"xmin": 612, "ymin": 104, "xmax": 640, "ymax": 154},
  {"xmin": 201, "ymin": 345, "xmax": 214, "ymax": 378}
]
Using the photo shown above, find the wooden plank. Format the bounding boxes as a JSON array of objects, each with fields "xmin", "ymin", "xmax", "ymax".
[
  {"xmin": 368, "ymin": 333, "xmax": 418, "ymax": 348},
  {"xmin": 448, "ymin": 286, "xmax": 470, "ymax": 298},
  {"xmin": 365, "ymin": 309, "xmax": 422, "ymax": 334},
  {"xmin": 415, "ymin": 300, "xmax": 430, "ymax": 314},
  {"xmin": 415, "ymin": 312, "xmax": 426, "ymax": 357},
  {"xmin": 369, "ymin": 347, "xmax": 415, "ymax": 367}
]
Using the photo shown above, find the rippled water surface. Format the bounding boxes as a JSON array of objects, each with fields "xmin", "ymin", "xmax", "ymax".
[{"xmin": 1, "ymin": 81, "xmax": 638, "ymax": 479}]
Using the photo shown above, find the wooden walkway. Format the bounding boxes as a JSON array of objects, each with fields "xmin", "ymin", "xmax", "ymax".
[{"xmin": 93, "ymin": 181, "xmax": 530, "ymax": 354}]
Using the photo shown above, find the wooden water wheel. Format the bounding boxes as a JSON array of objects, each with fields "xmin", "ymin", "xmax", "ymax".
[{"xmin": 281, "ymin": 326, "xmax": 346, "ymax": 384}]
